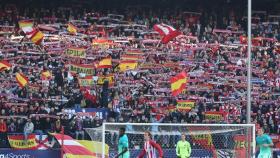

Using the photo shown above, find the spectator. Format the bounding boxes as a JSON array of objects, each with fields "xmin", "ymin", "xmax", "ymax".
[
  {"xmin": 23, "ymin": 118, "xmax": 34, "ymax": 144},
  {"xmin": 42, "ymin": 117, "xmax": 53, "ymax": 133},
  {"xmin": 33, "ymin": 116, "xmax": 44, "ymax": 143},
  {"xmin": 7, "ymin": 120, "xmax": 16, "ymax": 133},
  {"xmin": 54, "ymin": 119, "xmax": 62, "ymax": 133},
  {"xmin": 75, "ymin": 117, "xmax": 85, "ymax": 140},
  {"xmin": 0, "ymin": 119, "xmax": 7, "ymax": 147}
]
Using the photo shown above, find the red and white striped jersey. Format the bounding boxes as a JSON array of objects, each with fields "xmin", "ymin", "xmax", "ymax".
[{"xmin": 138, "ymin": 140, "xmax": 163, "ymax": 158}]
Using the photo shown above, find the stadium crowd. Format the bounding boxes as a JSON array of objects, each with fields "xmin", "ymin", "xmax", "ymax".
[{"xmin": 0, "ymin": 0, "xmax": 279, "ymax": 150}]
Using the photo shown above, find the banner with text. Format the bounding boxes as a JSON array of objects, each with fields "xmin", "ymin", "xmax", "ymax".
[
  {"xmin": 8, "ymin": 134, "xmax": 38, "ymax": 149},
  {"xmin": 69, "ymin": 64, "xmax": 95, "ymax": 75},
  {"xmin": 78, "ymin": 76, "xmax": 94, "ymax": 87},
  {"xmin": 97, "ymin": 74, "xmax": 114, "ymax": 86},
  {"xmin": 176, "ymin": 100, "xmax": 195, "ymax": 111},
  {"xmin": 65, "ymin": 48, "xmax": 86, "ymax": 58},
  {"xmin": 205, "ymin": 111, "xmax": 228, "ymax": 121}
]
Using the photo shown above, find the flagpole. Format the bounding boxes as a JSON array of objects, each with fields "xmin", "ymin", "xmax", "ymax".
[
  {"xmin": 61, "ymin": 126, "xmax": 64, "ymax": 158},
  {"xmin": 246, "ymin": 0, "xmax": 252, "ymax": 124}
]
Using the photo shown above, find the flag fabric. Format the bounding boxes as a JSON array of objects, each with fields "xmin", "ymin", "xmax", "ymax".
[
  {"xmin": 18, "ymin": 20, "xmax": 44, "ymax": 45},
  {"xmin": 170, "ymin": 71, "xmax": 187, "ymax": 96},
  {"xmin": 69, "ymin": 64, "xmax": 95, "ymax": 75},
  {"xmin": 97, "ymin": 57, "xmax": 112, "ymax": 68},
  {"xmin": 67, "ymin": 23, "xmax": 77, "ymax": 34},
  {"xmin": 78, "ymin": 76, "xmax": 94, "ymax": 87},
  {"xmin": 205, "ymin": 111, "xmax": 228, "ymax": 121},
  {"xmin": 65, "ymin": 48, "xmax": 86, "ymax": 58},
  {"xmin": 97, "ymin": 74, "xmax": 114, "ymax": 86},
  {"xmin": 18, "ymin": 20, "xmax": 33, "ymax": 28},
  {"xmin": 239, "ymin": 35, "xmax": 247, "ymax": 44},
  {"xmin": 18, "ymin": 20, "xmax": 34, "ymax": 36},
  {"xmin": 15, "ymin": 73, "xmax": 29, "ymax": 88},
  {"xmin": 8, "ymin": 134, "xmax": 38, "ymax": 149},
  {"xmin": 153, "ymin": 23, "xmax": 181, "ymax": 44},
  {"xmin": 30, "ymin": 29, "xmax": 44, "ymax": 45},
  {"xmin": 176, "ymin": 100, "xmax": 195, "ymax": 111},
  {"xmin": 92, "ymin": 39, "xmax": 114, "ymax": 46},
  {"xmin": 0, "ymin": 60, "xmax": 12, "ymax": 71},
  {"xmin": 41, "ymin": 70, "xmax": 52, "ymax": 80},
  {"xmin": 53, "ymin": 133, "xmax": 98, "ymax": 158},
  {"xmin": 118, "ymin": 60, "xmax": 138, "ymax": 72},
  {"xmin": 77, "ymin": 140, "xmax": 109, "ymax": 157},
  {"xmin": 239, "ymin": 35, "xmax": 263, "ymax": 46},
  {"xmin": 83, "ymin": 89, "xmax": 96, "ymax": 104}
]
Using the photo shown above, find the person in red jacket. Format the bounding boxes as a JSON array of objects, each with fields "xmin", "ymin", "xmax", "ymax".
[
  {"xmin": 138, "ymin": 131, "xmax": 163, "ymax": 158},
  {"xmin": 0, "ymin": 119, "xmax": 7, "ymax": 147},
  {"xmin": 0, "ymin": 119, "xmax": 7, "ymax": 133}
]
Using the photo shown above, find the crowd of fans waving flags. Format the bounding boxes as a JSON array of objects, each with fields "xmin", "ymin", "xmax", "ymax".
[
  {"xmin": 0, "ymin": 11, "xmax": 280, "ymax": 134},
  {"xmin": 3, "ymin": 16, "xmax": 189, "ymax": 96},
  {"xmin": 0, "ymin": 8, "xmax": 280, "ymax": 156}
]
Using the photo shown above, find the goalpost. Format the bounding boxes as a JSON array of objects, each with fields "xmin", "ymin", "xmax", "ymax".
[{"xmin": 89, "ymin": 123, "xmax": 255, "ymax": 158}]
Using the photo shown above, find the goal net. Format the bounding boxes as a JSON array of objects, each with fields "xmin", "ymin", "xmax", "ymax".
[{"xmin": 93, "ymin": 123, "xmax": 255, "ymax": 158}]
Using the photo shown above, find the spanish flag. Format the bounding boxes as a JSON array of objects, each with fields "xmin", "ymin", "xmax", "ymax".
[
  {"xmin": 41, "ymin": 70, "xmax": 52, "ymax": 80},
  {"xmin": 30, "ymin": 30, "xmax": 44, "ymax": 45},
  {"xmin": 0, "ymin": 60, "xmax": 12, "ymax": 72},
  {"xmin": 119, "ymin": 60, "xmax": 138, "ymax": 72},
  {"xmin": 170, "ymin": 71, "xmax": 187, "ymax": 96},
  {"xmin": 18, "ymin": 20, "xmax": 33, "ymax": 28},
  {"xmin": 16, "ymin": 73, "xmax": 29, "ymax": 88},
  {"xmin": 67, "ymin": 23, "xmax": 77, "ymax": 35},
  {"xmin": 176, "ymin": 100, "xmax": 194, "ymax": 111},
  {"xmin": 97, "ymin": 57, "xmax": 112, "ymax": 68},
  {"xmin": 18, "ymin": 20, "xmax": 34, "ymax": 38}
]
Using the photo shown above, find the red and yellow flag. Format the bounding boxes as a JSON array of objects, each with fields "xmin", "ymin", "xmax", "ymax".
[
  {"xmin": 41, "ymin": 70, "xmax": 52, "ymax": 80},
  {"xmin": 92, "ymin": 39, "xmax": 114, "ymax": 45},
  {"xmin": 118, "ymin": 60, "xmax": 138, "ymax": 72},
  {"xmin": 78, "ymin": 76, "xmax": 94, "ymax": 87},
  {"xmin": 18, "ymin": 20, "xmax": 33, "ymax": 34},
  {"xmin": 18, "ymin": 20, "xmax": 34, "ymax": 38},
  {"xmin": 97, "ymin": 74, "xmax": 114, "ymax": 86},
  {"xmin": 18, "ymin": 20, "xmax": 33, "ymax": 28},
  {"xmin": 15, "ymin": 73, "xmax": 29, "ymax": 88},
  {"xmin": 177, "ymin": 100, "xmax": 195, "ymax": 111},
  {"xmin": 67, "ymin": 23, "xmax": 77, "ymax": 34},
  {"xmin": 53, "ymin": 134, "xmax": 98, "ymax": 158},
  {"xmin": 170, "ymin": 71, "xmax": 187, "ymax": 96},
  {"xmin": 205, "ymin": 111, "xmax": 228, "ymax": 121},
  {"xmin": 65, "ymin": 48, "xmax": 86, "ymax": 58},
  {"xmin": 97, "ymin": 57, "xmax": 112, "ymax": 68},
  {"xmin": 8, "ymin": 134, "xmax": 38, "ymax": 149},
  {"xmin": 0, "ymin": 60, "xmax": 12, "ymax": 72},
  {"xmin": 30, "ymin": 30, "xmax": 44, "ymax": 45}
]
